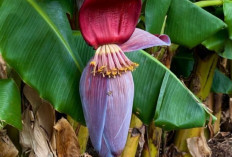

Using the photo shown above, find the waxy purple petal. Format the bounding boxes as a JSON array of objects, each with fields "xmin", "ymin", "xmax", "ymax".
[
  {"xmin": 80, "ymin": 65, "xmax": 134, "ymax": 156},
  {"xmin": 118, "ymin": 28, "xmax": 171, "ymax": 52},
  {"xmin": 80, "ymin": 65, "xmax": 108, "ymax": 151},
  {"xmin": 103, "ymin": 71, "xmax": 134, "ymax": 156},
  {"xmin": 99, "ymin": 136, "xmax": 113, "ymax": 157}
]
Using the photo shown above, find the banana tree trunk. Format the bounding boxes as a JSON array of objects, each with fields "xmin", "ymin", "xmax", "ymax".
[
  {"xmin": 174, "ymin": 52, "xmax": 218, "ymax": 156},
  {"xmin": 121, "ymin": 114, "xmax": 144, "ymax": 157}
]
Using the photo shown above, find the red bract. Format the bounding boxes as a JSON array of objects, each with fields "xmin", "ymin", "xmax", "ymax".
[
  {"xmin": 79, "ymin": 0, "xmax": 171, "ymax": 156},
  {"xmin": 79, "ymin": 0, "xmax": 142, "ymax": 49}
]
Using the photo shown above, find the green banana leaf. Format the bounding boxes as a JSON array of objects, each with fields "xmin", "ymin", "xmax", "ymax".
[
  {"xmin": 224, "ymin": 0, "xmax": 232, "ymax": 40},
  {"xmin": 74, "ymin": 33, "xmax": 215, "ymax": 130},
  {"xmin": 221, "ymin": 40, "xmax": 232, "ymax": 59},
  {"xmin": 145, "ymin": 0, "xmax": 171, "ymax": 34},
  {"xmin": 212, "ymin": 69, "xmax": 232, "ymax": 94},
  {"xmin": 202, "ymin": 29, "xmax": 232, "ymax": 59},
  {"xmin": 165, "ymin": 0, "xmax": 226, "ymax": 48},
  {"xmin": 73, "ymin": 31, "xmax": 94, "ymax": 66},
  {"xmin": 128, "ymin": 52, "xmax": 214, "ymax": 129},
  {"xmin": 0, "ymin": 79, "xmax": 21, "ymax": 129},
  {"xmin": 171, "ymin": 47, "xmax": 194, "ymax": 78},
  {"xmin": 202, "ymin": 29, "xmax": 227, "ymax": 53},
  {"xmin": 44, "ymin": 0, "xmax": 74, "ymax": 14},
  {"xmin": 0, "ymin": 0, "xmax": 85, "ymax": 123}
]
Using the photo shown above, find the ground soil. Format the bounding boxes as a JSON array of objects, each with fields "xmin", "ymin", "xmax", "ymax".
[
  {"xmin": 208, "ymin": 95, "xmax": 232, "ymax": 157},
  {"xmin": 208, "ymin": 132, "xmax": 232, "ymax": 157}
]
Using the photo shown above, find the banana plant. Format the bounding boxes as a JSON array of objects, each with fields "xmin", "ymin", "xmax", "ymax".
[{"xmin": 0, "ymin": 0, "xmax": 229, "ymax": 156}]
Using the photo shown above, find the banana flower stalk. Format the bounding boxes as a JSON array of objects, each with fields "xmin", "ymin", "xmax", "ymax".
[{"xmin": 79, "ymin": 0, "xmax": 171, "ymax": 156}]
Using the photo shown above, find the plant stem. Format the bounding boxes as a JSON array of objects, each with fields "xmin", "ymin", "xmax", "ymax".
[
  {"xmin": 212, "ymin": 93, "xmax": 222, "ymax": 134},
  {"xmin": 195, "ymin": 0, "xmax": 223, "ymax": 8},
  {"xmin": 141, "ymin": 123, "xmax": 162, "ymax": 157},
  {"xmin": 77, "ymin": 125, "xmax": 89, "ymax": 154},
  {"xmin": 121, "ymin": 114, "xmax": 143, "ymax": 157},
  {"xmin": 174, "ymin": 128, "xmax": 202, "ymax": 152},
  {"xmin": 174, "ymin": 52, "xmax": 218, "ymax": 155},
  {"xmin": 190, "ymin": 53, "xmax": 218, "ymax": 100}
]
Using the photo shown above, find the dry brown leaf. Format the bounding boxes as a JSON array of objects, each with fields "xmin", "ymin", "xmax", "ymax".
[
  {"xmin": 20, "ymin": 107, "xmax": 57, "ymax": 157},
  {"xmin": 0, "ymin": 130, "xmax": 18, "ymax": 157},
  {"xmin": 187, "ymin": 131, "xmax": 211, "ymax": 157},
  {"xmin": 29, "ymin": 151, "xmax": 36, "ymax": 157},
  {"xmin": 23, "ymin": 85, "xmax": 56, "ymax": 141},
  {"xmin": 23, "ymin": 85, "xmax": 42, "ymax": 111},
  {"xmin": 54, "ymin": 118, "xmax": 81, "ymax": 157},
  {"xmin": 20, "ymin": 85, "xmax": 56, "ymax": 157}
]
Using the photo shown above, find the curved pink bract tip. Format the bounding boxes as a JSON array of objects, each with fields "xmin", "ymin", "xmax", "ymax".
[
  {"xmin": 79, "ymin": 0, "xmax": 142, "ymax": 49},
  {"xmin": 119, "ymin": 28, "xmax": 171, "ymax": 52}
]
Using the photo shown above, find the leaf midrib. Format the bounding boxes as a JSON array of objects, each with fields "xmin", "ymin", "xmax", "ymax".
[{"xmin": 26, "ymin": 0, "xmax": 82, "ymax": 72}]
